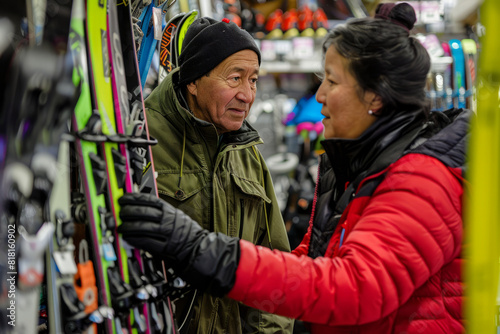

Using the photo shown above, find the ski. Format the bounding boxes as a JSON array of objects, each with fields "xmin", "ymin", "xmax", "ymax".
[
  {"xmin": 449, "ymin": 39, "xmax": 466, "ymax": 109},
  {"xmin": 440, "ymin": 42, "xmax": 455, "ymax": 110},
  {"xmin": 158, "ymin": 12, "xmax": 184, "ymax": 83},
  {"xmin": 0, "ymin": 0, "xmax": 75, "ymax": 332},
  {"xmin": 84, "ymin": 0, "xmax": 146, "ymax": 332},
  {"xmin": 114, "ymin": 0, "xmax": 178, "ymax": 331},
  {"xmin": 172, "ymin": 10, "xmax": 198, "ymax": 69},
  {"xmin": 107, "ymin": 0, "xmax": 165, "ymax": 332},
  {"xmin": 136, "ymin": 0, "xmax": 161, "ymax": 89},
  {"xmin": 461, "ymin": 39, "xmax": 478, "ymax": 112},
  {"xmin": 179, "ymin": 0, "xmax": 189, "ymax": 14},
  {"xmin": 60, "ymin": 0, "xmax": 120, "ymax": 332},
  {"xmin": 198, "ymin": 0, "xmax": 212, "ymax": 17},
  {"xmin": 45, "ymin": 134, "xmax": 76, "ymax": 334},
  {"xmin": 0, "ymin": 5, "xmax": 25, "ymax": 332}
]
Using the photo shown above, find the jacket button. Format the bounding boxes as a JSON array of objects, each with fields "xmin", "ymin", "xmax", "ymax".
[{"xmin": 175, "ymin": 190, "xmax": 185, "ymax": 199}]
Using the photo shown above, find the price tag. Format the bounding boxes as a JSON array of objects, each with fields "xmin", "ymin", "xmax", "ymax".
[
  {"xmin": 54, "ymin": 250, "xmax": 77, "ymax": 275},
  {"xmin": 293, "ymin": 37, "xmax": 314, "ymax": 59},
  {"xmin": 420, "ymin": 1, "xmax": 442, "ymax": 24},
  {"xmin": 102, "ymin": 243, "xmax": 117, "ymax": 261},
  {"xmin": 260, "ymin": 40, "xmax": 276, "ymax": 61},
  {"xmin": 274, "ymin": 40, "xmax": 293, "ymax": 56},
  {"xmin": 406, "ymin": 1, "xmax": 442, "ymax": 24}
]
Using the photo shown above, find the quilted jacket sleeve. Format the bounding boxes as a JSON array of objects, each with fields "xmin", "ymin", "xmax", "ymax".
[{"xmin": 227, "ymin": 154, "xmax": 463, "ymax": 326}]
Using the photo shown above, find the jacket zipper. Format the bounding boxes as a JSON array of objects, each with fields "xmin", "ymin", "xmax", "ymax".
[
  {"xmin": 207, "ymin": 298, "xmax": 218, "ymax": 333},
  {"xmin": 239, "ymin": 199, "xmax": 244, "ymax": 239},
  {"xmin": 307, "ymin": 157, "xmax": 322, "ymax": 238}
]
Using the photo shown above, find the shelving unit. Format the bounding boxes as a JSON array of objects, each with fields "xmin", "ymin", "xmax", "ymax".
[{"xmin": 255, "ymin": 37, "xmax": 323, "ymax": 74}]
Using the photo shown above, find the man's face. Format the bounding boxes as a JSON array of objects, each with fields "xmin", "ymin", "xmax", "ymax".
[{"xmin": 187, "ymin": 50, "xmax": 259, "ymax": 134}]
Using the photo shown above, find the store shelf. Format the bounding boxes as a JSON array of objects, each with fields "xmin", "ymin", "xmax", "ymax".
[
  {"xmin": 256, "ymin": 37, "xmax": 323, "ymax": 74},
  {"xmin": 260, "ymin": 59, "xmax": 322, "ymax": 74}
]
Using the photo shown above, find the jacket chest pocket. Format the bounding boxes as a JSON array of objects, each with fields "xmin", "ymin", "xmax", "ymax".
[
  {"xmin": 231, "ymin": 173, "xmax": 271, "ymax": 244},
  {"xmin": 156, "ymin": 171, "xmax": 209, "ymax": 229}
]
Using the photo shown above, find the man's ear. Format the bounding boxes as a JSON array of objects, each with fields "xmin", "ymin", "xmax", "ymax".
[{"xmin": 187, "ymin": 81, "xmax": 198, "ymax": 96}]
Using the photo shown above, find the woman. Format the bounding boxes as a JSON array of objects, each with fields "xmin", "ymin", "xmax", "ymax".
[{"xmin": 118, "ymin": 3, "xmax": 469, "ymax": 333}]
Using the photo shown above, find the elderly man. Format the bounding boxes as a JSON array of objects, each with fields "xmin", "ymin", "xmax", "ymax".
[{"xmin": 144, "ymin": 17, "xmax": 293, "ymax": 334}]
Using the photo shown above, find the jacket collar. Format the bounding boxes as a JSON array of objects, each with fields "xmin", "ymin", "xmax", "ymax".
[
  {"xmin": 321, "ymin": 110, "xmax": 426, "ymax": 188},
  {"xmin": 320, "ymin": 108, "xmax": 471, "ymax": 190},
  {"xmin": 410, "ymin": 108, "xmax": 471, "ymax": 169}
]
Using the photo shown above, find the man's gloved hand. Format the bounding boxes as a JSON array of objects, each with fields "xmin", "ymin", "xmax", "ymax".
[{"xmin": 117, "ymin": 193, "xmax": 240, "ymax": 297}]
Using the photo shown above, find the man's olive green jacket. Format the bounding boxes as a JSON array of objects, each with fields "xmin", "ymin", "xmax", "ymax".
[{"xmin": 144, "ymin": 68, "xmax": 293, "ymax": 334}]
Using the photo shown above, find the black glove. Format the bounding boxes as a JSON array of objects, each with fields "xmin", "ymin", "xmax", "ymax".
[{"xmin": 117, "ymin": 193, "xmax": 240, "ymax": 296}]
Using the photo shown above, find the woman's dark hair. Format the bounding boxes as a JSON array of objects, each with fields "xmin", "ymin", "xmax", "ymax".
[{"xmin": 322, "ymin": 3, "xmax": 431, "ymax": 117}]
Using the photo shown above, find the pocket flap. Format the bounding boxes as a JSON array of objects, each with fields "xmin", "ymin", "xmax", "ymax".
[
  {"xmin": 231, "ymin": 174, "xmax": 271, "ymax": 204},
  {"xmin": 157, "ymin": 172, "xmax": 205, "ymax": 201}
]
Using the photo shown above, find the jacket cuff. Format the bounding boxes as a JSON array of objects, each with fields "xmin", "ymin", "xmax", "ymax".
[{"xmin": 227, "ymin": 239, "xmax": 258, "ymax": 301}]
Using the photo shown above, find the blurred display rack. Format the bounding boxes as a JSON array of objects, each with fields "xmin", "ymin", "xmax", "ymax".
[{"xmin": 255, "ymin": 37, "xmax": 323, "ymax": 74}]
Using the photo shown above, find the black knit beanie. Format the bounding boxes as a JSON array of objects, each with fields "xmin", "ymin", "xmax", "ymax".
[{"xmin": 178, "ymin": 17, "xmax": 261, "ymax": 87}]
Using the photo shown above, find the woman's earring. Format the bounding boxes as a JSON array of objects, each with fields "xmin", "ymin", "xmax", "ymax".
[{"xmin": 368, "ymin": 110, "xmax": 374, "ymax": 115}]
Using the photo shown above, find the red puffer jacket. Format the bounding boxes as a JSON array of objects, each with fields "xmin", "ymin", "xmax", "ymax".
[{"xmin": 228, "ymin": 109, "xmax": 468, "ymax": 333}]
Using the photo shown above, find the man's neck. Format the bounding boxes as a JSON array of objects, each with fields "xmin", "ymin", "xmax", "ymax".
[{"xmin": 177, "ymin": 87, "xmax": 191, "ymax": 113}]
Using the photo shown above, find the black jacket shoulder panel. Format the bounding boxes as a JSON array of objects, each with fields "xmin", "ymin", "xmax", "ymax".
[{"xmin": 410, "ymin": 109, "xmax": 472, "ymax": 169}]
